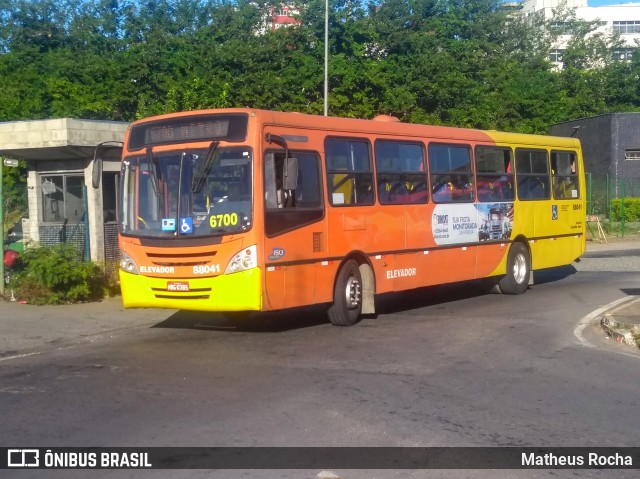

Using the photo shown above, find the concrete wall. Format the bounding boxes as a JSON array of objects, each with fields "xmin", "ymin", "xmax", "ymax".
[
  {"xmin": 551, "ymin": 113, "xmax": 640, "ymax": 196},
  {"xmin": 550, "ymin": 115, "xmax": 614, "ymax": 176},
  {"xmin": 0, "ymin": 118, "xmax": 126, "ymax": 151},
  {"xmin": 614, "ymin": 114, "xmax": 640, "ymax": 182}
]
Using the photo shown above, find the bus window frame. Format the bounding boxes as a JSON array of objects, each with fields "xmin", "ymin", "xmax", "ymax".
[
  {"xmin": 474, "ymin": 145, "xmax": 515, "ymax": 203},
  {"xmin": 428, "ymin": 142, "xmax": 475, "ymax": 203},
  {"xmin": 374, "ymin": 139, "xmax": 428, "ymax": 205},
  {"xmin": 515, "ymin": 148, "xmax": 551, "ymax": 201},
  {"xmin": 325, "ymin": 136, "xmax": 375, "ymax": 207}
]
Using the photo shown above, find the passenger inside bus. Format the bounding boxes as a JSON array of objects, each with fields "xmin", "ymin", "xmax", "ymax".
[
  {"xmin": 518, "ymin": 176, "xmax": 548, "ymax": 200},
  {"xmin": 380, "ymin": 177, "xmax": 428, "ymax": 204},
  {"xmin": 432, "ymin": 175, "xmax": 473, "ymax": 202},
  {"xmin": 476, "ymin": 178, "xmax": 514, "ymax": 202}
]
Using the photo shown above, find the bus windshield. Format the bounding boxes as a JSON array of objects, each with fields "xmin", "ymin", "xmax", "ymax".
[{"xmin": 120, "ymin": 146, "xmax": 253, "ymax": 238}]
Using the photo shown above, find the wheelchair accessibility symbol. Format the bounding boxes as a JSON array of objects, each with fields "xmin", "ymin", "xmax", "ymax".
[
  {"xmin": 180, "ymin": 217, "xmax": 194, "ymax": 234},
  {"xmin": 551, "ymin": 205, "xmax": 558, "ymax": 220}
]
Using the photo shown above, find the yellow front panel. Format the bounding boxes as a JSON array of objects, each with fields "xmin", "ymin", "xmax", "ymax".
[{"xmin": 119, "ymin": 268, "xmax": 262, "ymax": 312}]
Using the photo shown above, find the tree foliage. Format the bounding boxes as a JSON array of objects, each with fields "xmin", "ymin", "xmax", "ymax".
[{"xmin": 0, "ymin": 0, "xmax": 638, "ymax": 131}]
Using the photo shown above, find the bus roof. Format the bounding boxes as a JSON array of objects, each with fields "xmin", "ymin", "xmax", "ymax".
[{"xmin": 131, "ymin": 108, "xmax": 581, "ymax": 150}]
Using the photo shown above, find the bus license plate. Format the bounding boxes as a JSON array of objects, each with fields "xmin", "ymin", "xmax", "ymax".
[{"xmin": 167, "ymin": 281, "xmax": 190, "ymax": 292}]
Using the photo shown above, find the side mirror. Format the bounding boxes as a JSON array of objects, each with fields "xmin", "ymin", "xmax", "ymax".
[
  {"xmin": 92, "ymin": 150, "xmax": 103, "ymax": 189},
  {"xmin": 92, "ymin": 141, "xmax": 123, "ymax": 189},
  {"xmin": 282, "ymin": 156, "xmax": 298, "ymax": 191}
]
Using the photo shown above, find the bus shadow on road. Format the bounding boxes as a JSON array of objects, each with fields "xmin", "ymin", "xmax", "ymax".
[
  {"xmin": 374, "ymin": 266, "xmax": 579, "ymax": 316},
  {"xmin": 374, "ymin": 279, "xmax": 500, "ymax": 315},
  {"xmin": 532, "ymin": 264, "xmax": 577, "ymax": 286},
  {"xmin": 152, "ymin": 306, "xmax": 330, "ymax": 333}
]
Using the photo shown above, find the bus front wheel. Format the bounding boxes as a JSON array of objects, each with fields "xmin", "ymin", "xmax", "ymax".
[
  {"xmin": 499, "ymin": 242, "xmax": 530, "ymax": 295},
  {"xmin": 328, "ymin": 260, "xmax": 363, "ymax": 326}
]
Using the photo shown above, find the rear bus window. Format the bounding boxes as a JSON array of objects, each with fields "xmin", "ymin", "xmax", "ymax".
[
  {"xmin": 325, "ymin": 138, "xmax": 374, "ymax": 206},
  {"xmin": 375, "ymin": 140, "xmax": 428, "ymax": 204},
  {"xmin": 428, "ymin": 144, "xmax": 474, "ymax": 203},
  {"xmin": 551, "ymin": 151, "xmax": 579, "ymax": 199}
]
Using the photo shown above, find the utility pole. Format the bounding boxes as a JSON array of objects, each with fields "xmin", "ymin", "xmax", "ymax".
[
  {"xmin": 324, "ymin": 0, "xmax": 329, "ymax": 116},
  {"xmin": 0, "ymin": 157, "xmax": 19, "ymax": 297}
]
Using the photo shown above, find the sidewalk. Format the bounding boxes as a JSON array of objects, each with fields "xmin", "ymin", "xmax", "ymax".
[
  {"xmin": 584, "ymin": 237, "xmax": 640, "ymax": 349},
  {"xmin": 0, "ymin": 297, "xmax": 170, "ymax": 360}
]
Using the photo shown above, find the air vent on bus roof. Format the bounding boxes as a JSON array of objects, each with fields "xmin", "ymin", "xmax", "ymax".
[{"xmin": 373, "ymin": 115, "xmax": 400, "ymax": 122}]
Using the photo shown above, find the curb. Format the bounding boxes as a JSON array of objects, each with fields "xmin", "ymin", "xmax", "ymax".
[{"xmin": 601, "ymin": 312, "xmax": 640, "ymax": 348}]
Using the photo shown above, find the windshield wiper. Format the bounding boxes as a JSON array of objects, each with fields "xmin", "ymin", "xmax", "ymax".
[{"xmin": 192, "ymin": 141, "xmax": 219, "ymax": 194}]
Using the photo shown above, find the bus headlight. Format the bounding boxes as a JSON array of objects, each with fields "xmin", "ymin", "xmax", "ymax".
[
  {"xmin": 225, "ymin": 245, "xmax": 257, "ymax": 274},
  {"xmin": 119, "ymin": 251, "xmax": 140, "ymax": 275}
]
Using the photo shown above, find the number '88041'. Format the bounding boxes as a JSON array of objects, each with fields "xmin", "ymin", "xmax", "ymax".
[{"xmin": 193, "ymin": 264, "xmax": 221, "ymax": 275}]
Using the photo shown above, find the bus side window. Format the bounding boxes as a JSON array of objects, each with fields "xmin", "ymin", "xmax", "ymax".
[
  {"xmin": 428, "ymin": 144, "xmax": 474, "ymax": 203},
  {"xmin": 515, "ymin": 148, "xmax": 550, "ymax": 201},
  {"xmin": 475, "ymin": 146, "xmax": 514, "ymax": 203},
  {"xmin": 375, "ymin": 140, "xmax": 427, "ymax": 205},
  {"xmin": 326, "ymin": 138, "xmax": 374, "ymax": 206}
]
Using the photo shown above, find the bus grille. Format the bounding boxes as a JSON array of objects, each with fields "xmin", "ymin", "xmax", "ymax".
[{"xmin": 145, "ymin": 250, "xmax": 217, "ymax": 267}]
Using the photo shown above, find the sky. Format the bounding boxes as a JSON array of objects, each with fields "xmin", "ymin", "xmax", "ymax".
[{"xmin": 588, "ymin": 0, "xmax": 640, "ymax": 5}]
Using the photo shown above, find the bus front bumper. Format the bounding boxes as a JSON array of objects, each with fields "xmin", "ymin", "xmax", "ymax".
[{"xmin": 119, "ymin": 268, "xmax": 262, "ymax": 312}]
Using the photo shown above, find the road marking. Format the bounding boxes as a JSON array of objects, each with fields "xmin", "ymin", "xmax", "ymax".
[
  {"xmin": 0, "ymin": 324, "xmax": 152, "ymax": 363},
  {"xmin": 574, "ymin": 296, "xmax": 640, "ymax": 359},
  {"xmin": 0, "ymin": 351, "xmax": 43, "ymax": 363}
]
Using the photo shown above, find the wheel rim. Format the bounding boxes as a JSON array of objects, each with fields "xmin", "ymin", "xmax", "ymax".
[
  {"xmin": 513, "ymin": 252, "xmax": 528, "ymax": 284},
  {"xmin": 344, "ymin": 275, "xmax": 362, "ymax": 310}
]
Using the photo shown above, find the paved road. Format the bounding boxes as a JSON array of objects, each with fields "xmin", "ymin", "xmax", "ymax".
[{"xmin": 1, "ymin": 240, "xmax": 639, "ymax": 479}]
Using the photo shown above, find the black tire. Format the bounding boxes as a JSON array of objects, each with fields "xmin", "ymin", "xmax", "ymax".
[
  {"xmin": 327, "ymin": 260, "xmax": 363, "ymax": 326},
  {"xmin": 498, "ymin": 242, "xmax": 530, "ymax": 295}
]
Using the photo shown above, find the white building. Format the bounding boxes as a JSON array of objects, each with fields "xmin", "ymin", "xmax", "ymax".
[{"xmin": 521, "ymin": 0, "xmax": 640, "ymax": 66}]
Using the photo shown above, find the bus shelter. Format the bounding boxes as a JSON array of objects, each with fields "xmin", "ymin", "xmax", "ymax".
[{"xmin": 0, "ymin": 118, "xmax": 126, "ymax": 264}]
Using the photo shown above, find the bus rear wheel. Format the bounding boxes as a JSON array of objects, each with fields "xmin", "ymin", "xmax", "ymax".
[
  {"xmin": 328, "ymin": 260, "xmax": 363, "ymax": 326},
  {"xmin": 498, "ymin": 242, "xmax": 530, "ymax": 295}
]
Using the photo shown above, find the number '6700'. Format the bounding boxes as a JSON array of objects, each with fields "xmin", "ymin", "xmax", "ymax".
[{"xmin": 210, "ymin": 213, "xmax": 239, "ymax": 228}]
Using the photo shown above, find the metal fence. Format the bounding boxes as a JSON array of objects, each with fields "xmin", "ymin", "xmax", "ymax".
[
  {"xmin": 585, "ymin": 173, "xmax": 640, "ymax": 217},
  {"xmin": 38, "ymin": 222, "xmax": 120, "ymax": 276},
  {"xmin": 585, "ymin": 173, "xmax": 640, "ymax": 238},
  {"xmin": 104, "ymin": 222, "xmax": 120, "ymax": 276},
  {"xmin": 39, "ymin": 224, "xmax": 87, "ymax": 259}
]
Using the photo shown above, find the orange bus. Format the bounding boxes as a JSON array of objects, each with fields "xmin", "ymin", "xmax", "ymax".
[{"xmin": 111, "ymin": 109, "xmax": 585, "ymax": 325}]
